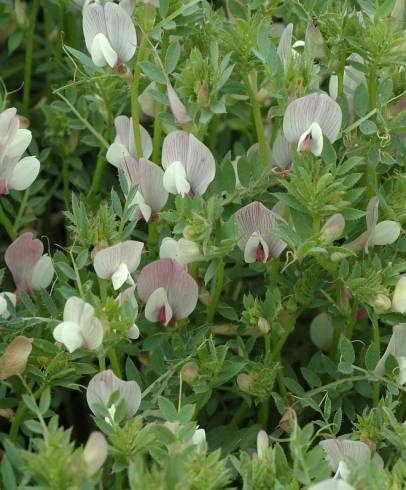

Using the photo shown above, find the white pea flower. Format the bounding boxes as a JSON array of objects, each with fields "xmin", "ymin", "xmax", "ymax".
[
  {"xmin": 93, "ymin": 240, "xmax": 144, "ymax": 290},
  {"xmin": 0, "ymin": 292, "xmax": 16, "ymax": 319},
  {"xmin": 82, "ymin": 431, "xmax": 108, "ymax": 477},
  {"xmin": 159, "ymin": 237, "xmax": 202, "ymax": 266},
  {"xmin": 5, "ymin": 232, "xmax": 54, "ymax": 295},
  {"xmin": 234, "ymin": 201, "xmax": 287, "ymax": 264},
  {"xmin": 283, "ymin": 93, "xmax": 342, "ymax": 157},
  {"xmin": 83, "ymin": 1, "xmax": 136, "ymax": 69},
  {"xmin": 53, "ymin": 297, "xmax": 104, "ymax": 353},
  {"xmin": 161, "ymin": 131, "xmax": 216, "ymax": 197},
  {"xmin": 0, "ymin": 108, "xmax": 40, "ymax": 194},
  {"xmin": 86, "ymin": 369, "xmax": 141, "ymax": 420},
  {"xmin": 320, "ymin": 438, "xmax": 383, "ymax": 480}
]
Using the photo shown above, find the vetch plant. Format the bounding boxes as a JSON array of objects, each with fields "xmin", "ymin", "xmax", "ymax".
[{"xmin": 1, "ymin": 1, "xmax": 406, "ymax": 488}]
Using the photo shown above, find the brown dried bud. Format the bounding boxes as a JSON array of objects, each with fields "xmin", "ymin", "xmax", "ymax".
[
  {"xmin": 279, "ymin": 406, "xmax": 296, "ymax": 433},
  {"xmin": 0, "ymin": 336, "xmax": 33, "ymax": 380},
  {"xmin": 180, "ymin": 361, "xmax": 199, "ymax": 384}
]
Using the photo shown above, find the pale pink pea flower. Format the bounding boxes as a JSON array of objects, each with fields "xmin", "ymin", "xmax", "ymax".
[
  {"xmin": 83, "ymin": 1, "xmax": 136, "ymax": 69},
  {"xmin": 93, "ymin": 240, "xmax": 144, "ymax": 290},
  {"xmin": 5, "ymin": 232, "xmax": 54, "ymax": 295},
  {"xmin": 0, "ymin": 108, "xmax": 40, "ymax": 194},
  {"xmin": 53, "ymin": 296, "xmax": 104, "ymax": 353},
  {"xmin": 106, "ymin": 115, "xmax": 152, "ymax": 163},
  {"xmin": 137, "ymin": 258, "xmax": 198, "ymax": 325},
  {"xmin": 86, "ymin": 369, "xmax": 141, "ymax": 420},
  {"xmin": 161, "ymin": 131, "xmax": 215, "ymax": 197},
  {"xmin": 283, "ymin": 93, "xmax": 342, "ymax": 157},
  {"xmin": 234, "ymin": 201, "xmax": 287, "ymax": 264}
]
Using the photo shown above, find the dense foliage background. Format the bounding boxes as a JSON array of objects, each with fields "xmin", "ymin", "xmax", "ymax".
[{"xmin": 1, "ymin": 0, "xmax": 406, "ymax": 488}]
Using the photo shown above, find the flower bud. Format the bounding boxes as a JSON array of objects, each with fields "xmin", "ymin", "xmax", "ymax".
[
  {"xmin": 310, "ymin": 312, "xmax": 333, "ymax": 351},
  {"xmin": 0, "ymin": 336, "xmax": 32, "ymax": 380},
  {"xmin": 180, "ymin": 361, "xmax": 199, "ymax": 384},
  {"xmin": 373, "ymin": 293, "xmax": 391, "ymax": 313},
  {"xmin": 370, "ymin": 220, "xmax": 401, "ymax": 246},
  {"xmin": 256, "ymin": 430, "xmax": 269, "ymax": 459},
  {"xmin": 237, "ymin": 373, "xmax": 254, "ymax": 393},
  {"xmin": 15, "ymin": 0, "xmax": 27, "ymax": 26},
  {"xmin": 82, "ymin": 432, "xmax": 108, "ymax": 477},
  {"xmin": 320, "ymin": 213, "xmax": 345, "ymax": 244},
  {"xmin": 392, "ymin": 276, "xmax": 406, "ymax": 314},
  {"xmin": 258, "ymin": 317, "xmax": 270, "ymax": 334}
]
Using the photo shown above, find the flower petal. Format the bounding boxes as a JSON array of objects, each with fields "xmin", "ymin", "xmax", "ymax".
[
  {"xmin": 392, "ymin": 276, "xmax": 406, "ymax": 314},
  {"xmin": 145, "ymin": 287, "xmax": 173, "ymax": 325},
  {"xmin": 93, "ymin": 241, "xmax": 144, "ymax": 280},
  {"xmin": 244, "ymin": 232, "xmax": 269, "ymax": 263},
  {"xmin": 370, "ymin": 220, "xmax": 401, "ymax": 246},
  {"xmin": 83, "ymin": 3, "xmax": 107, "ymax": 55},
  {"xmin": 8, "ymin": 156, "xmax": 40, "ymax": 191},
  {"xmin": 83, "ymin": 432, "xmax": 108, "ymax": 477},
  {"xmin": 375, "ymin": 323, "xmax": 406, "ymax": 376},
  {"xmin": 283, "ymin": 93, "xmax": 342, "ymax": 144},
  {"xmin": 136, "ymin": 158, "xmax": 168, "ymax": 214},
  {"xmin": 91, "ymin": 32, "xmax": 118, "ymax": 67},
  {"xmin": 235, "ymin": 201, "xmax": 286, "ymax": 257},
  {"xmin": 53, "ymin": 321, "xmax": 83, "ymax": 353},
  {"xmin": 86, "ymin": 369, "xmax": 141, "ymax": 419},
  {"xmin": 163, "ymin": 160, "xmax": 190, "ymax": 196},
  {"xmin": 81, "ymin": 316, "xmax": 104, "ymax": 350},
  {"xmin": 297, "ymin": 122, "xmax": 323, "ymax": 156},
  {"xmin": 271, "ymin": 130, "xmax": 292, "ymax": 169},
  {"xmin": 167, "ymin": 80, "xmax": 192, "ymax": 124},
  {"xmin": 111, "ymin": 263, "xmax": 131, "ymax": 290},
  {"xmin": 6, "ymin": 129, "xmax": 32, "ymax": 159},
  {"xmin": 5, "ymin": 232, "xmax": 43, "ymax": 292},
  {"xmin": 0, "ymin": 292, "xmax": 16, "ymax": 319},
  {"xmin": 320, "ymin": 439, "xmax": 371, "ymax": 472},
  {"xmin": 106, "ymin": 142, "xmax": 130, "ymax": 168},
  {"xmin": 137, "ymin": 258, "xmax": 198, "ymax": 320},
  {"xmin": 30, "ymin": 254, "xmax": 54, "ymax": 290},
  {"xmin": 309, "ymin": 479, "xmax": 355, "ymax": 490},
  {"xmin": 105, "ymin": 1, "xmax": 136, "ymax": 62},
  {"xmin": 277, "ymin": 23, "xmax": 293, "ymax": 69}
]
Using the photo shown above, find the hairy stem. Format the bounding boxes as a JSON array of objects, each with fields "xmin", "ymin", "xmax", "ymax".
[
  {"xmin": 243, "ymin": 74, "xmax": 268, "ymax": 167},
  {"xmin": 131, "ymin": 36, "xmax": 148, "ymax": 159}
]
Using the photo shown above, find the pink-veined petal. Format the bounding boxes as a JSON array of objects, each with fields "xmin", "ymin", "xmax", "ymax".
[
  {"xmin": 137, "ymin": 258, "xmax": 198, "ymax": 321},
  {"xmin": 167, "ymin": 80, "xmax": 192, "ymax": 124},
  {"xmin": 277, "ymin": 23, "xmax": 293, "ymax": 69},
  {"xmin": 86, "ymin": 369, "xmax": 141, "ymax": 419},
  {"xmin": 283, "ymin": 93, "xmax": 342, "ymax": 144},
  {"xmin": 83, "ymin": 3, "xmax": 107, "ymax": 55},
  {"xmin": 81, "ymin": 315, "xmax": 104, "ymax": 350},
  {"xmin": 375, "ymin": 323, "xmax": 406, "ymax": 376},
  {"xmin": 271, "ymin": 131, "xmax": 292, "ymax": 169},
  {"xmin": 235, "ymin": 201, "xmax": 286, "ymax": 257},
  {"xmin": 63, "ymin": 297, "xmax": 96, "ymax": 326},
  {"xmin": 105, "ymin": 2, "xmax": 137, "ymax": 62},
  {"xmin": 5, "ymin": 232, "xmax": 43, "ymax": 292},
  {"xmin": 320, "ymin": 439, "xmax": 372, "ymax": 472},
  {"xmin": 93, "ymin": 241, "xmax": 144, "ymax": 279},
  {"xmin": 137, "ymin": 158, "xmax": 168, "ymax": 213}
]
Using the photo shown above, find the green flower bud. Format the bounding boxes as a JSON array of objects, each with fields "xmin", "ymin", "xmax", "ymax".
[
  {"xmin": 180, "ymin": 361, "xmax": 199, "ymax": 384},
  {"xmin": 320, "ymin": 213, "xmax": 345, "ymax": 244}
]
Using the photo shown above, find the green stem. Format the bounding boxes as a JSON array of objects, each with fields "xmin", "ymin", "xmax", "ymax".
[
  {"xmin": 228, "ymin": 400, "xmax": 248, "ymax": 428},
  {"xmin": 131, "ymin": 36, "xmax": 148, "ymax": 158},
  {"xmin": 243, "ymin": 74, "xmax": 268, "ymax": 167},
  {"xmin": 14, "ymin": 189, "xmax": 30, "ymax": 231},
  {"xmin": 271, "ymin": 314, "xmax": 297, "ymax": 358},
  {"xmin": 206, "ymin": 259, "xmax": 225, "ymax": 323},
  {"xmin": 98, "ymin": 354, "xmax": 106, "ymax": 371},
  {"xmin": 371, "ymin": 314, "xmax": 380, "ymax": 406},
  {"xmin": 368, "ymin": 65, "xmax": 377, "ymax": 111},
  {"xmin": 152, "ymin": 99, "xmax": 163, "ymax": 163},
  {"xmin": 62, "ymin": 152, "xmax": 69, "ymax": 208},
  {"xmin": 312, "ymin": 213, "xmax": 321, "ymax": 234},
  {"xmin": 109, "ymin": 348, "xmax": 122, "ymax": 378},
  {"xmin": 114, "ymin": 469, "xmax": 124, "ymax": 490},
  {"xmin": 0, "ymin": 202, "xmax": 16, "ymax": 240},
  {"xmin": 337, "ymin": 51, "xmax": 345, "ymax": 98},
  {"xmin": 208, "ymin": 115, "xmax": 219, "ymax": 153},
  {"xmin": 23, "ymin": 0, "xmax": 40, "ymax": 115}
]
